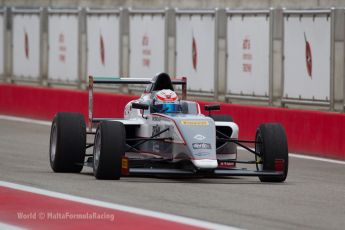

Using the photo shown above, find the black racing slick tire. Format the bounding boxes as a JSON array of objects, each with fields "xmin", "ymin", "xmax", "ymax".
[
  {"xmin": 255, "ymin": 123, "xmax": 289, "ymax": 182},
  {"xmin": 93, "ymin": 121, "xmax": 125, "ymax": 180},
  {"xmin": 210, "ymin": 114, "xmax": 234, "ymax": 122},
  {"xmin": 49, "ymin": 112, "xmax": 86, "ymax": 173}
]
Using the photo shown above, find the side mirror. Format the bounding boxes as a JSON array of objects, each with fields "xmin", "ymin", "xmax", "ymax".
[
  {"xmin": 132, "ymin": 103, "xmax": 149, "ymax": 110},
  {"xmin": 205, "ymin": 104, "xmax": 220, "ymax": 111},
  {"xmin": 205, "ymin": 104, "xmax": 220, "ymax": 116}
]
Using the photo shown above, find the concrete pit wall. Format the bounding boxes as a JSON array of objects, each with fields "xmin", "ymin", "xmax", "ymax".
[{"xmin": 1, "ymin": 0, "xmax": 345, "ymax": 9}]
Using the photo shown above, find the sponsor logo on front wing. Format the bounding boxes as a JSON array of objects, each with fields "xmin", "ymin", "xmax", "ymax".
[{"xmin": 192, "ymin": 143, "xmax": 211, "ymax": 149}]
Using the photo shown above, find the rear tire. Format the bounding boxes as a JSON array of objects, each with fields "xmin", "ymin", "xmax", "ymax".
[
  {"xmin": 93, "ymin": 121, "xmax": 125, "ymax": 180},
  {"xmin": 255, "ymin": 123, "xmax": 288, "ymax": 182},
  {"xmin": 49, "ymin": 112, "xmax": 86, "ymax": 173}
]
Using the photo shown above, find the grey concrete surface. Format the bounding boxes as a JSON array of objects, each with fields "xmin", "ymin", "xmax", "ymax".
[{"xmin": 0, "ymin": 118, "xmax": 344, "ymax": 230}]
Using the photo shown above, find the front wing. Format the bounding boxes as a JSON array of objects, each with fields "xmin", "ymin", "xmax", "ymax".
[{"xmin": 122, "ymin": 163, "xmax": 284, "ymax": 177}]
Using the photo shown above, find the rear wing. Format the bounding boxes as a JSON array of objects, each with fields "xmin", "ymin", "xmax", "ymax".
[{"xmin": 88, "ymin": 76, "xmax": 187, "ymax": 130}]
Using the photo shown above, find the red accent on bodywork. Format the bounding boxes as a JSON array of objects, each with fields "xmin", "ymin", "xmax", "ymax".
[
  {"xmin": 274, "ymin": 159, "xmax": 285, "ymax": 171},
  {"xmin": 218, "ymin": 161, "xmax": 235, "ymax": 169},
  {"xmin": 156, "ymin": 94, "xmax": 177, "ymax": 102},
  {"xmin": 148, "ymin": 113, "xmax": 187, "ymax": 145},
  {"xmin": 196, "ymin": 103, "xmax": 201, "ymax": 114}
]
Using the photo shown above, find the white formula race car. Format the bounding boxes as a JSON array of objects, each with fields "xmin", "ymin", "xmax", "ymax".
[{"xmin": 49, "ymin": 73, "xmax": 288, "ymax": 182}]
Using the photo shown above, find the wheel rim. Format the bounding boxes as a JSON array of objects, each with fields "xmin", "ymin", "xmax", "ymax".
[
  {"xmin": 255, "ymin": 133, "xmax": 263, "ymax": 171},
  {"xmin": 50, "ymin": 123, "xmax": 57, "ymax": 162},
  {"xmin": 93, "ymin": 130, "xmax": 101, "ymax": 170}
]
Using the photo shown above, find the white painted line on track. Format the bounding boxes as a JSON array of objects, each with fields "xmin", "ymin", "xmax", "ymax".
[
  {"xmin": 0, "ymin": 115, "xmax": 51, "ymax": 126},
  {"xmin": 237, "ymin": 146, "xmax": 345, "ymax": 165},
  {"xmin": 0, "ymin": 181, "xmax": 241, "ymax": 230},
  {"xmin": 289, "ymin": 153, "xmax": 345, "ymax": 165},
  {"xmin": 0, "ymin": 222, "xmax": 25, "ymax": 230},
  {"xmin": 1, "ymin": 114, "xmax": 344, "ymax": 166}
]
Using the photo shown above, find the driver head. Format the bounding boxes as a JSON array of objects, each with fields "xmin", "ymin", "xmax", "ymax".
[{"xmin": 153, "ymin": 90, "xmax": 180, "ymax": 113}]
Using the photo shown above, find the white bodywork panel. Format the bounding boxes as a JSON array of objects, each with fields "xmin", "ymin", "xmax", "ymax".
[{"xmin": 215, "ymin": 121, "xmax": 239, "ymax": 139}]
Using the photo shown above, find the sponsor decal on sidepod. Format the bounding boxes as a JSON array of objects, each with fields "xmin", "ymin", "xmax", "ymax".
[
  {"xmin": 192, "ymin": 143, "xmax": 211, "ymax": 150},
  {"xmin": 193, "ymin": 134, "xmax": 206, "ymax": 141},
  {"xmin": 181, "ymin": 120, "xmax": 209, "ymax": 126}
]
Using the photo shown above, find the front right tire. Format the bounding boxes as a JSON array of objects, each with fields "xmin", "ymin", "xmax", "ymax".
[{"xmin": 93, "ymin": 121, "xmax": 126, "ymax": 180}]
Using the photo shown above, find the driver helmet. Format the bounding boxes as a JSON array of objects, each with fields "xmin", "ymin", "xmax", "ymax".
[{"xmin": 153, "ymin": 90, "xmax": 180, "ymax": 113}]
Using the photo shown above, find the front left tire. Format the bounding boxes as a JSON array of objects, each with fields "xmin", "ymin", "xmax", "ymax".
[{"xmin": 255, "ymin": 123, "xmax": 289, "ymax": 182}]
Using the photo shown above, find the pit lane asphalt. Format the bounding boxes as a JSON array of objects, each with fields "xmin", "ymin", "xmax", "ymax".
[{"xmin": 0, "ymin": 118, "xmax": 344, "ymax": 230}]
